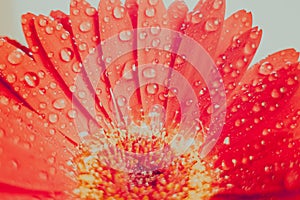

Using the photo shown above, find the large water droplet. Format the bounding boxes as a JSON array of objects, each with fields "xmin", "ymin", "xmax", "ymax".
[
  {"xmin": 271, "ymin": 89, "xmax": 280, "ymax": 99},
  {"xmin": 60, "ymin": 48, "xmax": 74, "ymax": 63},
  {"xmin": 45, "ymin": 26, "xmax": 54, "ymax": 35},
  {"xmin": 191, "ymin": 11, "xmax": 203, "ymax": 24},
  {"xmin": 48, "ymin": 113, "xmax": 59, "ymax": 124},
  {"xmin": 8, "ymin": 50, "xmax": 24, "ymax": 65},
  {"xmin": 150, "ymin": 25, "xmax": 161, "ymax": 35},
  {"xmin": 53, "ymin": 98, "xmax": 66, "ymax": 110},
  {"xmin": 6, "ymin": 73, "xmax": 17, "ymax": 84},
  {"xmin": 68, "ymin": 109, "xmax": 77, "ymax": 119},
  {"xmin": 38, "ymin": 18, "xmax": 47, "ymax": 27},
  {"xmin": 72, "ymin": 62, "xmax": 83, "ymax": 73},
  {"xmin": 145, "ymin": 7, "xmax": 156, "ymax": 18},
  {"xmin": 146, "ymin": 83, "xmax": 159, "ymax": 95},
  {"xmin": 119, "ymin": 30, "xmax": 132, "ymax": 41},
  {"xmin": 0, "ymin": 64, "xmax": 6, "ymax": 70},
  {"xmin": 204, "ymin": 18, "xmax": 220, "ymax": 32},
  {"xmin": 113, "ymin": 6, "xmax": 125, "ymax": 19},
  {"xmin": 85, "ymin": 7, "xmax": 96, "ymax": 16},
  {"xmin": 258, "ymin": 62, "xmax": 274, "ymax": 75},
  {"xmin": 151, "ymin": 39, "xmax": 160, "ymax": 47},
  {"xmin": 79, "ymin": 21, "xmax": 92, "ymax": 32},
  {"xmin": 24, "ymin": 72, "xmax": 39, "ymax": 88},
  {"xmin": 117, "ymin": 96, "xmax": 127, "ymax": 107},
  {"xmin": 142, "ymin": 67, "xmax": 156, "ymax": 78}
]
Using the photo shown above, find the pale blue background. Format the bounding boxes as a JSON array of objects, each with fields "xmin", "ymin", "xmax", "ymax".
[{"xmin": 0, "ymin": 0, "xmax": 299, "ymax": 64}]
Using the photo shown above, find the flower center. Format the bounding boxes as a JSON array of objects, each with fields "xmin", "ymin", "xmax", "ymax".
[{"xmin": 72, "ymin": 122, "xmax": 221, "ymax": 199}]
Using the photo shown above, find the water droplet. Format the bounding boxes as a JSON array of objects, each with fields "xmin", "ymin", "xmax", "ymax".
[
  {"xmin": 38, "ymin": 18, "xmax": 47, "ymax": 27},
  {"xmin": 148, "ymin": 0, "xmax": 158, "ymax": 6},
  {"xmin": 48, "ymin": 113, "xmax": 58, "ymax": 124},
  {"xmin": 0, "ymin": 64, "xmax": 6, "ymax": 70},
  {"xmin": 56, "ymin": 23, "xmax": 63, "ymax": 31},
  {"xmin": 145, "ymin": 7, "xmax": 156, "ymax": 18},
  {"xmin": 53, "ymin": 98, "xmax": 66, "ymax": 110},
  {"xmin": 39, "ymin": 171, "xmax": 49, "ymax": 180},
  {"xmin": 139, "ymin": 31, "xmax": 148, "ymax": 40},
  {"xmin": 258, "ymin": 62, "xmax": 273, "ymax": 75},
  {"xmin": 119, "ymin": 30, "xmax": 132, "ymax": 41},
  {"xmin": 0, "ymin": 128, "xmax": 5, "ymax": 138},
  {"xmin": 79, "ymin": 21, "xmax": 92, "ymax": 32},
  {"xmin": 6, "ymin": 73, "xmax": 16, "ymax": 83},
  {"xmin": 150, "ymin": 25, "xmax": 161, "ymax": 35},
  {"xmin": 204, "ymin": 18, "xmax": 220, "ymax": 32},
  {"xmin": 185, "ymin": 99, "xmax": 193, "ymax": 106},
  {"xmin": 72, "ymin": 9, "xmax": 80, "ymax": 16},
  {"xmin": 244, "ymin": 43, "xmax": 256, "ymax": 55},
  {"xmin": 142, "ymin": 67, "xmax": 156, "ymax": 78},
  {"xmin": 68, "ymin": 109, "xmax": 77, "ymax": 119},
  {"xmin": 271, "ymin": 89, "xmax": 280, "ymax": 98},
  {"xmin": 191, "ymin": 11, "xmax": 203, "ymax": 24},
  {"xmin": 61, "ymin": 32, "xmax": 70, "ymax": 40},
  {"xmin": 45, "ymin": 26, "xmax": 54, "ymax": 34},
  {"xmin": 213, "ymin": 0, "xmax": 223, "ymax": 10},
  {"xmin": 151, "ymin": 38, "xmax": 160, "ymax": 47},
  {"xmin": 72, "ymin": 62, "xmax": 83, "ymax": 73},
  {"xmin": 168, "ymin": 87, "xmax": 178, "ymax": 98},
  {"xmin": 146, "ymin": 83, "xmax": 159, "ymax": 95},
  {"xmin": 78, "ymin": 43, "xmax": 87, "ymax": 51},
  {"xmin": 8, "ymin": 50, "xmax": 24, "ymax": 65},
  {"xmin": 78, "ymin": 91, "xmax": 86, "ymax": 99},
  {"xmin": 50, "ymin": 82, "xmax": 57, "ymax": 89},
  {"xmin": 113, "ymin": 6, "xmax": 125, "ymax": 19},
  {"xmin": 60, "ymin": 48, "xmax": 74, "ymax": 63},
  {"xmin": 117, "ymin": 96, "xmax": 127, "ymax": 107},
  {"xmin": 85, "ymin": 7, "xmax": 96, "ymax": 16},
  {"xmin": 24, "ymin": 72, "xmax": 39, "ymax": 88}
]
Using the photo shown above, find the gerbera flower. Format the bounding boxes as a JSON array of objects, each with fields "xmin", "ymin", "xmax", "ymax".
[{"xmin": 0, "ymin": 0, "xmax": 299, "ymax": 199}]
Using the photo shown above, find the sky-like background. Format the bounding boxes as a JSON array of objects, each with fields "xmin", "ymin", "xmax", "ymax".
[{"xmin": 0, "ymin": 0, "xmax": 299, "ymax": 64}]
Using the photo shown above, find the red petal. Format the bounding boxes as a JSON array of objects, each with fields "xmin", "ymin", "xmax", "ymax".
[
  {"xmin": 215, "ymin": 10, "xmax": 253, "ymax": 57},
  {"xmin": 185, "ymin": 0, "xmax": 225, "ymax": 58},
  {"xmin": 0, "ymin": 83, "xmax": 76, "ymax": 192},
  {"xmin": 0, "ymin": 38, "xmax": 84, "ymax": 143},
  {"xmin": 213, "ymin": 56, "xmax": 300, "ymax": 195}
]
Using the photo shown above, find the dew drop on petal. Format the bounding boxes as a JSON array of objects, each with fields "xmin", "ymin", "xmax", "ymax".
[
  {"xmin": 117, "ymin": 96, "xmax": 127, "ymax": 107},
  {"xmin": 113, "ymin": 6, "xmax": 125, "ymax": 19},
  {"xmin": 0, "ymin": 128, "xmax": 5, "ymax": 138},
  {"xmin": 213, "ymin": 0, "xmax": 223, "ymax": 10},
  {"xmin": 191, "ymin": 11, "xmax": 202, "ymax": 24},
  {"xmin": 0, "ymin": 63, "xmax": 6, "ymax": 70},
  {"xmin": 39, "ymin": 171, "xmax": 49, "ymax": 181},
  {"xmin": 53, "ymin": 98, "xmax": 66, "ymax": 110},
  {"xmin": 85, "ymin": 7, "xmax": 96, "ymax": 16},
  {"xmin": 258, "ymin": 62, "xmax": 274, "ymax": 75},
  {"xmin": 24, "ymin": 72, "xmax": 39, "ymax": 88},
  {"xmin": 79, "ymin": 21, "xmax": 92, "ymax": 32},
  {"xmin": 271, "ymin": 89, "xmax": 280, "ymax": 99},
  {"xmin": 72, "ymin": 62, "xmax": 83, "ymax": 73},
  {"xmin": 146, "ymin": 83, "xmax": 159, "ymax": 95},
  {"xmin": 60, "ymin": 48, "xmax": 74, "ymax": 63},
  {"xmin": 150, "ymin": 25, "xmax": 161, "ymax": 35},
  {"xmin": 204, "ymin": 18, "xmax": 220, "ymax": 32},
  {"xmin": 6, "ymin": 73, "xmax": 17, "ymax": 84},
  {"xmin": 151, "ymin": 38, "xmax": 160, "ymax": 47},
  {"xmin": 48, "ymin": 113, "xmax": 59, "ymax": 124},
  {"xmin": 38, "ymin": 18, "xmax": 47, "ymax": 27},
  {"xmin": 148, "ymin": 0, "xmax": 158, "ymax": 6},
  {"xmin": 119, "ymin": 30, "xmax": 132, "ymax": 41},
  {"xmin": 8, "ymin": 50, "xmax": 24, "ymax": 65},
  {"xmin": 68, "ymin": 109, "xmax": 77, "ymax": 119},
  {"xmin": 145, "ymin": 7, "xmax": 156, "ymax": 18},
  {"xmin": 142, "ymin": 67, "xmax": 156, "ymax": 78},
  {"xmin": 45, "ymin": 26, "xmax": 54, "ymax": 35}
]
